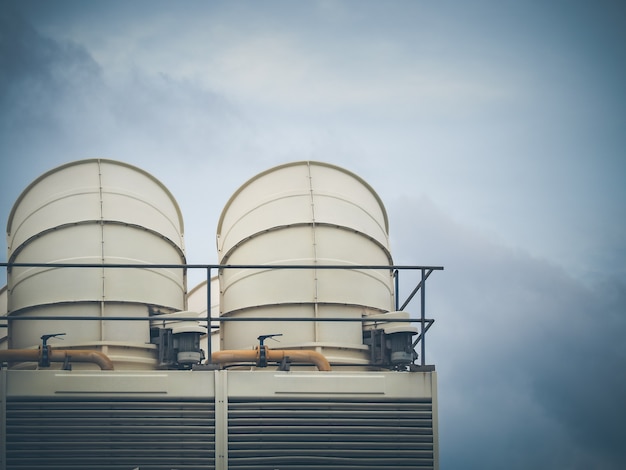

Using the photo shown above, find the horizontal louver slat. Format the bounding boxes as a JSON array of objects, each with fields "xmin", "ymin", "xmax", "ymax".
[
  {"xmin": 6, "ymin": 396, "xmax": 435, "ymax": 469},
  {"xmin": 6, "ymin": 398, "xmax": 215, "ymax": 470},
  {"xmin": 227, "ymin": 399, "xmax": 434, "ymax": 470}
]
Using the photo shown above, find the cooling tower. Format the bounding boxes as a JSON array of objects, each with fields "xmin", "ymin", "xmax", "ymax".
[
  {"xmin": 217, "ymin": 161, "xmax": 394, "ymax": 365},
  {"xmin": 6, "ymin": 159, "xmax": 186, "ymax": 369},
  {"xmin": 187, "ymin": 276, "xmax": 220, "ymax": 355}
]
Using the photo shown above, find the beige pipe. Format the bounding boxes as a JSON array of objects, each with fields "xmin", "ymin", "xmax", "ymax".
[
  {"xmin": 0, "ymin": 347, "xmax": 115, "ymax": 370},
  {"xmin": 267, "ymin": 349, "xmax": 332, "ymax": 371},
  {"xmin": 212, "ymin": 346, "xmax": 331, "ymax": 371}
]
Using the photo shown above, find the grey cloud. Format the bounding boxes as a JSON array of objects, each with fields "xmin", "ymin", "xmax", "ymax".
[
  {"xmin": 530, "ymin": 277, "xmax": 626, "ymax": 467},
  {"xmin": 388, "ymin": 196, "xmax": 626, "ymax": 470},
  {"xmin": 0, "ymin": 6, "xmax": 247, "ymax": 197},
  {"xmin": 0, "ymin": 6, "xmax": 102, "ymax": 126},
  {"xmin": 0, "ymin": 6, "xmax": 104, "ymax": 187},
  {"xmin": 107, "ymin": 71, "xmax": 242, "ymax": 159},
  {"xmin": 0, "ymin": 7, "xmax": 107, "ymax": 259},
  {"xmin": 0, "ymin": 7, "xmax": 258, "ymax": 282}
]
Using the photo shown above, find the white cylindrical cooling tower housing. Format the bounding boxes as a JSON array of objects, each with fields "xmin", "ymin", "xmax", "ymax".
[
  {"xmin": 187, "ymin": 276, "xmax": 220, "ymax": 356},
  {"xmin": 6, "ymin": 159, "xmax": 186, "ymax": 369},
  {"xmin": 217, "ymin": 161, "xmax": 395, "ymax": 365}
]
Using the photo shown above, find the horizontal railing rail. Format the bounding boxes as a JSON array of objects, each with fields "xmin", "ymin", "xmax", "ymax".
[{"xmin": 0, "ymin": 263, "xmax": 443, "ymax": 366}]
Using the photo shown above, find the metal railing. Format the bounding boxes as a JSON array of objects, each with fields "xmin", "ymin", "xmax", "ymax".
[{"xmin": 0, "ymin": 263, "xmax": 443, "ymax": 366}]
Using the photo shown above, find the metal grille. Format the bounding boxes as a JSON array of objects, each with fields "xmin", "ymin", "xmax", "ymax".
[
  {"xmin": 5, "ymin": 398, "xmax": 215, "ymax": 470},
  {"xmin": 227, "ymin": 398, "xmax": 434, "ymax": 470}
]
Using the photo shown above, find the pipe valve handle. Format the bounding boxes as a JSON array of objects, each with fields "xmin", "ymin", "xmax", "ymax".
[{"xmin": 257, "ymin": 333, "xmax": 282, "ymax": 347}]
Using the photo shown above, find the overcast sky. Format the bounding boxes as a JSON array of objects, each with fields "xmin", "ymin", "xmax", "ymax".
[{"xmin": 1, "ymin": 1, "xmax": 625, "ymax": 469}]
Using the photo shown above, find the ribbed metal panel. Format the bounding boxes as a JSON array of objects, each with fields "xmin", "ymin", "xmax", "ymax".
[
  {"xmin": 5, "ymin": 398, "xmax": 215, "ymax": 470},
  {"xmin": 228, "ymin": 398, "xmax": 434, "ymax": 470}
]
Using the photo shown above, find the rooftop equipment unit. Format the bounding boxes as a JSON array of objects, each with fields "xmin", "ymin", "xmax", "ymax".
[
  {"xmin": 217, "ymin": 161, "xmax": 395, "ymax": 366},
  {"xmin": 0, "ymin": 159, "xmax": 440, "ymax": 469},
  {"xmin": 5, "ymin": 159, "xmax": 188, "ymax": 369}
]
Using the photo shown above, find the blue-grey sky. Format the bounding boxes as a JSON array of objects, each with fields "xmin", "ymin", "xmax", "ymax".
[{"xmin": 1, "ymin": 1, "xmax": 625, "ymax": 469}]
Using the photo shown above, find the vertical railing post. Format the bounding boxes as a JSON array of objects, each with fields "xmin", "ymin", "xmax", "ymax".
[
  {"xmin": 394, "ymin": 269, "xmax": 399, "ymax": 311},
  {"xmin": 1, "ymin": 365, "xmax": 6, "ymax": 470},
  {"xmin": 206, "ymin": 266, "xmax": 212, "ymax": 364},
  {"xmin": 421, "ymin": 268, "xmax": 426, "ymax": 366}
]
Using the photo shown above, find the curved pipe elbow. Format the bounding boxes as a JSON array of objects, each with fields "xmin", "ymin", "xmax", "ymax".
[
  {"xmin": 266, "ymin": 349, "xmax": 331, "ymax": 371},
  {"xmin": 211, "ymin": 348, "xmax": 331, "ymax": 371},
  {"xmin": 49, "ymin": 350, "xmax": 115, "ymax": 371},
  {"xmin": 0, "ymin": 348, "xmax": 115, "ymax": 370}
]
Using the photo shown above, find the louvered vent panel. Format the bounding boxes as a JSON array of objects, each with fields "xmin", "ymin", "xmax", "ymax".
[
  {"xmin": 228, "ymin": 399, "xmax": 434, "ymax": 470},
  {"xmin": 5, "ymin": 398, "xmax": 215, "ymax": 470}
]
